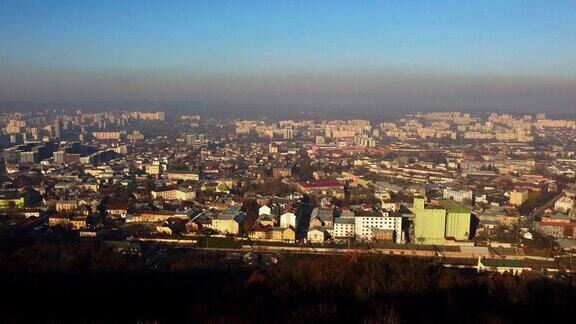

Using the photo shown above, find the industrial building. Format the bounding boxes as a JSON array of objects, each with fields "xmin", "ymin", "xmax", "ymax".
[{"xmin": 413, "ymin": 196, "xmax": 471, "ymax": 245}]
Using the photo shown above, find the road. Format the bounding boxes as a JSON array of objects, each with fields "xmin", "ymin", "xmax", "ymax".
[{"xmin": 521, "ymin": 192, "xmax": 564, "ymax": 229}]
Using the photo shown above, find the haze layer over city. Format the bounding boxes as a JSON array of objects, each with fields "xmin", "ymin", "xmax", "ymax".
[
  {"xmin": 1, "ymin": 1, "xmax": 576, "ymax": 113},
  {"xmin": 1, "ymin": 1, "xmax": 576, "ymax": 323}
]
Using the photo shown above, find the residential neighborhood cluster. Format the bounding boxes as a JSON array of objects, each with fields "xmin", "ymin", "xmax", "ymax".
[{"xmin": 2, "ymin": 109, "xmax": 576, "ymax": 274}]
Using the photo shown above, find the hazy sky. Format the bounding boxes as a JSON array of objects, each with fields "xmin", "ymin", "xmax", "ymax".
[{"xmin": 1, "ymin": 1, "xmax": 575, "ymax": 111}]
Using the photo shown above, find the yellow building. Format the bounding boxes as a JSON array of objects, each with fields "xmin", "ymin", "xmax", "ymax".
[
  {"xmin": 270, "ymin": 227, "xmax": 296, "ymax": 242},
  {"xmin": 310, "ymin": 217, "xmax": 323, "ymax": 228},
  {"xmin": 209, "ymin": 210, "xmax": 245, "ymax": 235},
  {"xmin": 49, "ymin": 215, "xmax": 86, "ymax": 229},
  {"xmin": 56, "ymin": 200, "xmax": 78, "ymax": 212},
  {"xmin": 70, "ymin": 216, "xmax": 87, "ymax": 229},
  {"xmin": 0, "ymin": 196, "xmax": 24, "ymax": 209},
  {"xmin": 256, "ymin": 214, "xmax": 275, "ymax": 227},
  {"xmin": 4, "ymin": 119, "xmax": 26, "ymax": 134},
  {"xmin": 211, "ymin": 219, "xmax": 240, "ymax": 235},
  {"xmin": 151, "ymin": 188, "xmax": 196, "ymax": 201},
  {"xmin": 307, "ymin": 228, "xmax": 327, "ymax": 243},
  {"xmin": 510, "ymin": 190, "xmax": 529, "ymax": 206},
  {"xmin": 249, "ymin": 226, "xmax": 270, "ymax": 240},
  {"xmin": 49, "ymin": 216, "xmax": 70, "ymax": 227},
  {"xmin": 146, "ymin": 164, "xmax": 161, "ymax": 175},
  {"xmin": 165, "ymin": 170, "xmax": 199, "ymax": 181}
]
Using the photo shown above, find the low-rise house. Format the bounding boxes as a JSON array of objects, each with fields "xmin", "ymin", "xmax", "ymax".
[
  {"xmin": 129, "ymin": 211, "xmax": 188, "ymax": 223},
  {"xmin": 258, "ymin": 205, "xmax": 272, "ymax": 216},
  {"xmin": 82, "ymin": 182, "xmax": 100, "ymax": 192},
  {"xmin": 49, "ymin": 215, "xmax": 70, "ymax": 227},
  {"xmin": 270, "ymin": 227, "xmax": 296, "ymax": 242},
  {"xmin": 280, "ymin": 212, "xmax": 296, "ymax": 228},
  {"xmin": 17, "ymin": 209, "xmax": 41, "ymax": 218},
  {"xmin": 191, "ymin": 211, "xmax": 216, "ymax": 229},
  {"xmin": 307, "ymin": 227, "xmax": 328, "ymax": 243},
  {"xmin": 272, "ymin": 167, "xmax": 292, "ymax": 178},
  {"xmin": 107, "ymin": 204, "xmax": 129, "ymax": 218},
  {"xmin": 256, "ymin": 214, "xmax": 275, "ymax": 227},
  {"xmin": 156, "ymin": 225, "xmax": 173, "ymax": 235},
  {"xmin": 203, "ymin": 202, "xmax": 229, "ymax": 211},
  {"xmin": 185, "ymin": 219, "xmax": 199, "ymax": 233},
  {"xmin": 216, "ymin": 180, "xmax": 236, "ymax": 193},
  {"xmin": 70, "ymin": 216, "xmax": 87, "ymax": 229},
  {"xmin": 77, "ymin": 196, "xmax": 101, "ymax": 212},
  {"xmin": 309, "ymin": 207, "xmax": 334, "ymax": 227},
  {"xmin": 555, "ymin": 196, "xmax": 574, "ymax": 213},
  {"xmin": 76, "ymin": 205, "xmax": 91, "ymax": 216},
  {"xmin": 49, "ymin": 214, "xmax": 87, "ymax": 229},
  {"xmin": 210, "ymin": 208, "xmax": 245, "ymax": 235},
  {"xmin": 310, "ymin": 217, "xmax": 323, "ymax": 228},
  {"xmin": 249, "ymin": 223, "xmax": 272, "ymax": 240},
  {"xmin": 79, "ymin": 229, "xmax": 101, "ymax": 238}
]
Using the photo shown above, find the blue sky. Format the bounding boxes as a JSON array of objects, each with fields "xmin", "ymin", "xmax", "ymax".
[{"xmin": 1, "ymin": 1, "xmax": 575, "ymax": 111}]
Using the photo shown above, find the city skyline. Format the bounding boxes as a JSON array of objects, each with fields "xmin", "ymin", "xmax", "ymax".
[
  {"xmin": 1, "ymin": 1, "xmax": 576, "ymax": 112},
  {"xmin": 3, "ymin": 2, "xmax": 576, "ymax": 322}
]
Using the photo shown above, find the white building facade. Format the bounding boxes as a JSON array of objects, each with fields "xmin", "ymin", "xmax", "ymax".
[
  {"xmin": 280, "ymin": 212, "xmax": 296, "ymax": 228},
  {"xmin": 334, "ymin": 218, "xmax": 355, "ymax": 239},
  {"xmin": 354, "ymin": 212, "xmax": 403, "ymax": 243},
  {"xmin": 443, "ymin": 188, "xmax": 473, "ymax": 203}
]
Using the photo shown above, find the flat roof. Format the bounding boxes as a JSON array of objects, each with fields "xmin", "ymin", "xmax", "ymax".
[{"xmin": 439, "ymin": 199, "xmax": 470, "ymax": 213}]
